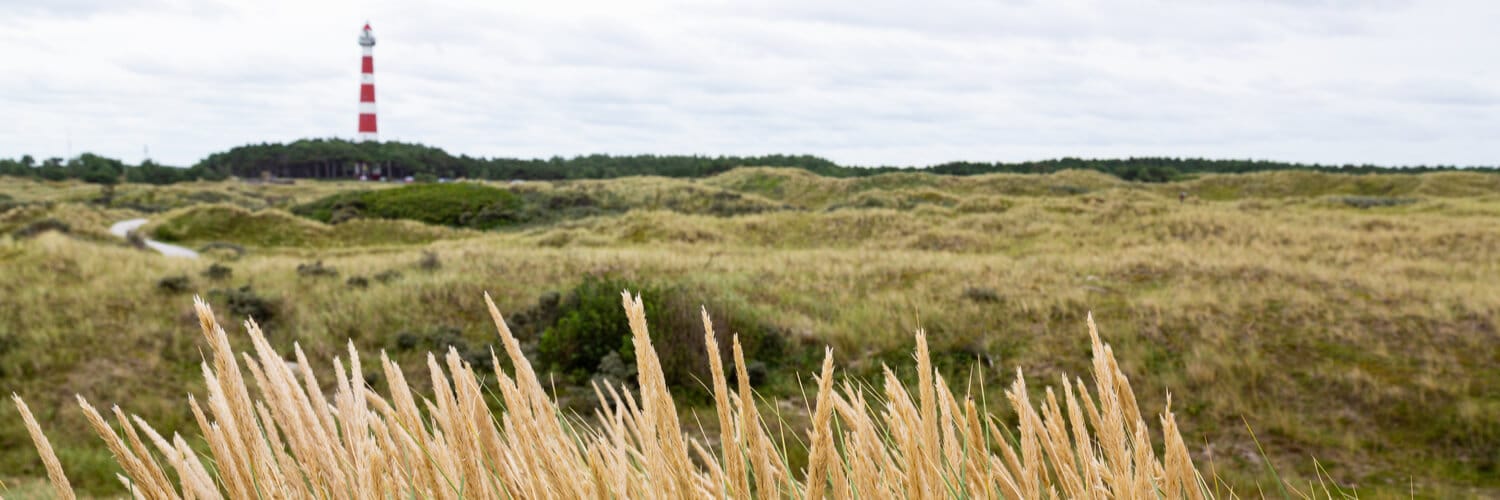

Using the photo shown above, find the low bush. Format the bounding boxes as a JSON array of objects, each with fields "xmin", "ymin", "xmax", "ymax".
[
  {"xmin": 388, "ymin": 325, "xmax": 493, "ymax": 371},
  {"xmin": 156, "ymin": 275, "xmax": 192, "ymax": 294},
  {"xmin": 962, "ymin": 286, "xmax": 1002, "ymax": 303},
  {"xmin": 206, "ymin": 285, "xmax": 278, "ymax": 325},
  {"xmin": 540, "ymin": 275, "xmax": 651, "ymax": 379},
  {"xmin": 1340, "ymin": 196, "xmax": 1417, "ymax": 209},
  {"xmin": 202, "ymin": 263, "xmax": 233, "ymax": 281},
  {"xmin": 538, "ymin": 275, "xmax": 788, "ymax": 398},
  {"xmin": 295, "ymin": 260, "xmax": 338, "ymax": 278},
  {"xmin": 294, "ymin": 183, "xmax": 524, "ymax": 229}
]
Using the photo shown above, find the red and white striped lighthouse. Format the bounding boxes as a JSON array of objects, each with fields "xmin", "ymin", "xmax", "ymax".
[{"xmin": 357, "ymin": 23, "xmax": 378, "ymax": 141}]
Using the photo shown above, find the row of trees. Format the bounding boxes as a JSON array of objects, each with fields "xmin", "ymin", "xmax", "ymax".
[
  {"xmin": 0, "ymin": 153, "xmax": 226, "ymax": 185},
  {"xmin": 4, "ymin": 138, "xmax": 1496, "ymax": 186},
  {"xmin": 193, "ymin": 139, "xmax": 846, "ymax": 180}
]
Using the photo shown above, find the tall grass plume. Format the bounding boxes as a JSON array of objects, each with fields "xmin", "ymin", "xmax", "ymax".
[{"xmin": 12, "ymin": 293, "xmax": 1211, "ymax": 498}]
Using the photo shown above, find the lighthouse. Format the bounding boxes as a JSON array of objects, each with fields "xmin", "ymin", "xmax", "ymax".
[{"xmin": 357, "ymin": 23, "xmax": 378, "ymax": 141}]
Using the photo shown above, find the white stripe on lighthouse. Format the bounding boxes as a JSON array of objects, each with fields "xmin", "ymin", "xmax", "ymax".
[{"xmin": 359, "ymin": 102, "xmax": 377, "ymax": 114}]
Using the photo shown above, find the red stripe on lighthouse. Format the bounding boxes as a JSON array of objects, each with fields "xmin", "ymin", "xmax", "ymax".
[
  {"xmin": 362, "ymin": 56, "xmax": 373, "ymax": 73},
  {"xmin": 360, "ymin": 84, "xmax": 375, "ymax": 102},
  {"xmin": 359, "ymin": 114, "xmax": 378, "ymax": 133}
]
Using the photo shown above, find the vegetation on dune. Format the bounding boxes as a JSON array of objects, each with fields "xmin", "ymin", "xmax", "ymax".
[
  {"xmin": 293, "ymin": 183, "xmax": 523, "ymax": 229},
  {"xmin": 146, "ymin": 204, "xmax": 461, "ymax": 248},
  {"xmin": 2, "ymin": 171, "xmax": 1500, "ymax": 496},
  {"xmin": 0, "ymin": 203, "xmax": 141, "ymax": 242},
  {"xmin": 293, "ymin": 177, "xmax": 790, "ymax": 230},
  {"xmin": 533, "ymin": 275, "xmax": 787, "ymax": 401},
  {"xmin": 12, "ymin": 293, "xmax": 1210, "ymax": 498}
]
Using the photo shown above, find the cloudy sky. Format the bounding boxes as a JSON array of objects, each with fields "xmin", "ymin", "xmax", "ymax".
[{"xmin": 1, "ymin": 0, "xmax": 1495, "ymax": 167}]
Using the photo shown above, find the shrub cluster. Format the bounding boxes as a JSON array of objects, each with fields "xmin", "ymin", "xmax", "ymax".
[
  {"xmin": 536, "ymin": 275, "xmax": 787, "ymax": 398},
  {"xmin": 202, "ymin": 263, "xmax": 233, "ymax": 281},
  {"xmin": 293, "ymin": 183, "xmax": 524, "ymax": 229},
  {"xmin": 390, "ymin": 325, "xmax": 493, "ymax": 371},
  {"xmin": 156, "ymin": 275, "xmax": 192, "ymax": 294},
  {"xmin": 206, "ymin": 285, "xmax": 278, "ymax": 325},
  {"xmin": 295, "ymin": 261, "xmax": 338, "ymax": 278},
  {"xmin": 1340, "ymin": 196, "xmax": 1418, "ymax": 209}
]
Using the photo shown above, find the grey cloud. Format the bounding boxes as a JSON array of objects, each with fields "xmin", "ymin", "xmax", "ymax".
[{"xmin": 2, "ymin": 0, "xmax": 1497, "ymax": 167}]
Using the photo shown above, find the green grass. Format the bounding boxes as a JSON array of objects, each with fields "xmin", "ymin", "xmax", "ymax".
[{"xmin": 294, "ymin": 182, "xmax": 523, "ymax": 229}]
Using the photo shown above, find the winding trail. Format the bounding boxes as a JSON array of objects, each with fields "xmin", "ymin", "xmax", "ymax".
[{"xmin": 109, "ymin": 218, "xmax": 199, "ymax": 258}]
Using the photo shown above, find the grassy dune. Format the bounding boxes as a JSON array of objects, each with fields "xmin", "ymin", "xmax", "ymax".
[
  {"xmin": 1, "ymin": 169, "xmax": 1498, "ymax": 496},
  {"xmin": 144, "ymin": 204, "xmax": 466, "ymax": 249}
]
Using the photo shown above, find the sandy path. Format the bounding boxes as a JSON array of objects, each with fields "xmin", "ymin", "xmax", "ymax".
[{"xmin": 109, "ymin": 218, "xmax": 199, "ymax": 258}]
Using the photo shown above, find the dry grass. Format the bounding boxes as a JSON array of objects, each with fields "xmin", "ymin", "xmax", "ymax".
[
  {"xmin": 14, "ymin": 293, "xmax": 1209, "ymax": 498},
  {"xmin": 5, "ymin": 171, "xmax": 1498, "ymax": 495}
]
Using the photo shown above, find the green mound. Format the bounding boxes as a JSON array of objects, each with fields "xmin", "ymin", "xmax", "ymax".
[
  {"xmin": 148, "ymin": 204, "xmax": 458, "ymax": 248},
  {"xmin": 295, "ymin": 183, "xmax": 524, "ymax": 229}
]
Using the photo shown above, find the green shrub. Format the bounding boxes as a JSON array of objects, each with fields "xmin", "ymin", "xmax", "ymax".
[
  {"xmin": 540, "ymin": 275, "xmax": 653, "ymax": 379},
  {"xmin": 388, "ymin": 326, "xmax": 492, "ymax": 370},
  {"xmin": 393, "ymin": 332, "xmax": 421, "ymax": 351},
  {"xmin": 538, "ymin": 276, "xmax": 788, "ymax": 398},
  {"xmin": 962, "ymin": 286, "xmax": 1001, "ymax": 303},
  {"xmin": 156, "ymin": 275, "xmax": 192, "ymax": 294},
  {"xmin": 1340, "ymin": 196, "xmax": 1417, "ymax": 209},
  {"xmin": 207, "ymin": 285, "xmax": 278, "ymax": 325},
  {"xmin": 202, "ymin": 263, "xmax": 233, "ymax": 281},
  {"xmin": 294, "ymin": 183, "xmax": 523, "ymax": 229},
  {"xmin": 296, "ymin": 260, "xmax": 338, "ymax": 278}
]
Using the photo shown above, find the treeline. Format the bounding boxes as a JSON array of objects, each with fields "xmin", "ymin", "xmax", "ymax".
[
  {"xmin": 193, "ymin": 139, "xmax": 846, "ymax": 180},
  {"xmin": 4, "ymin": 138, "xmax": 1496, "ymax": 185},
  {"xmin": 0, "ymin": 153, "xmax": 225, "ymax": 185}
]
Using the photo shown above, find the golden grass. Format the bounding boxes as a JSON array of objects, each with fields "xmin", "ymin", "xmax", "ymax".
[
  {"xmin": 9, "ymin": 395, "xmax": 73, "ymax": 500},
  {"xmin": 5, "ymin": 171, "xmax": 1499, "ymax": 495},
  {"xmin": 14, "ymin": 293, "xmax": 1208, "ymax": 498}
]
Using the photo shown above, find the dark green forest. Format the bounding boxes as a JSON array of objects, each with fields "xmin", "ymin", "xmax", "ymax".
[{"xmin": 3, "ymin": 138, "xmax": 1495, "ymax": 185}]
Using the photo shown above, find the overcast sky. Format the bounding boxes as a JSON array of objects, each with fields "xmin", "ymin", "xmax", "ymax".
[{"xmin": 1, "ymin": 0, "xmax": 1495, "ymax": 167}]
